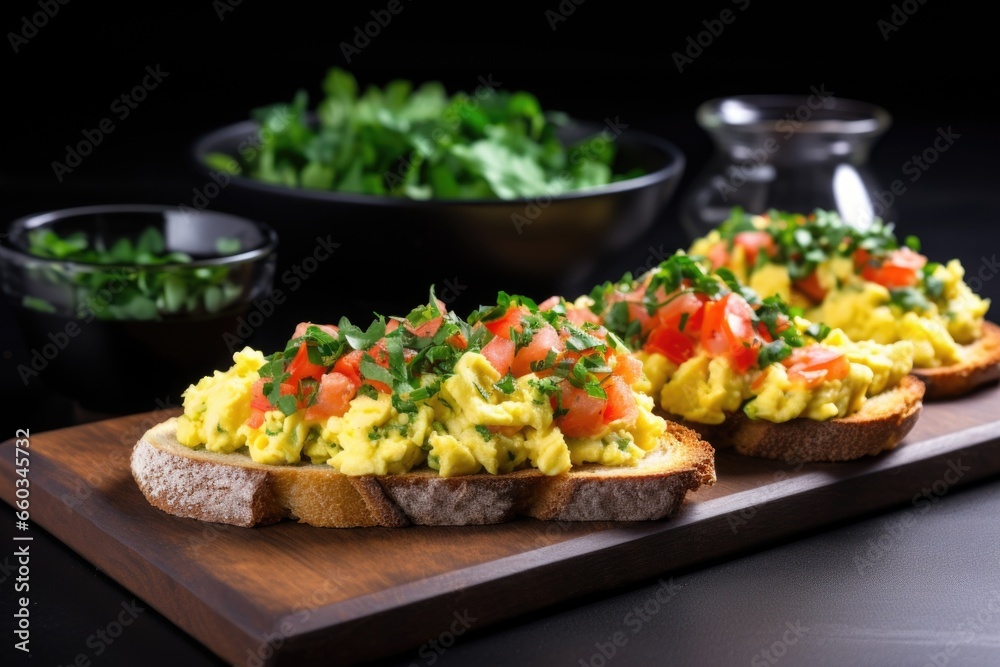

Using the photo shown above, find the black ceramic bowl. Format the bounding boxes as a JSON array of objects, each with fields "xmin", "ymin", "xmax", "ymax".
[
  {"xmin": 191, "ymin": 120, "xmax": 684, "ymax": 320},
  {"xmin": 0, "ymin": 205, "xmax": 278, "ymax": 414}
]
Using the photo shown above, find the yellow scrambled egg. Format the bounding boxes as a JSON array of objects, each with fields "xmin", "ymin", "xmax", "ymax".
[
  {"xmin": 691, "ymin": 232, "xmax": 990, "ymax": 368},
  {"xmin": 175, "ymin": 348, "xmax": 668, "ymax": 477},
  {"xmin": 637, "ymin": 319, "xmax": 913, "ymax": 424}
]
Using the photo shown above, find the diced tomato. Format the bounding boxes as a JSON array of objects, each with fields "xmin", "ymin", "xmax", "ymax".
[
  {"xmin": 483, "ymin": 306, "xmax": 528, "ymax": 339},
  {"xmin": 794, "ymin": 271, "xmax": 828, "ymax": 302},
  {"xmin": 481, "ymin": 335, "xmax": 515, "ymax": 375},
  {"xmin": 602, "ymin": 376, "xmax": 638, "ymax": 425},
  {"xmin": 627, "ymin": 301, "xmax": 654, "ymax": 333},
  {"xmin": 612, "ymin": 352, "xmax": 644, "ymax": 385},
  {"xmin": 333, "ymin": 350, "xmax": 363, "ymax": 387},
  {"xmin": 857, "ymin": 247, "xmax": 927, "ymax": 289},
  {"xmin": 246, "ymin": 408, "xmax": 265, "ymax": 429},
  {"xmin": 733, "ymin": 231, "xmax": 776, "ymax": 266},
  {"xmin": 700, "ymin": 293, "xmax": 763, "ymax": 372},
  {"xmin": 446, "ymin": 332, "xmax": 468, "ymax": 350},
  {"xmin": 304, "ymin": 372, "xmax": 357, "ymax": 420},
  {"xmin": 554, "ymin": 385, "xmax": 607, "ymax": 438},
  {"xmin": 249, "ymin": 378, "xmax": 297, "ymax": 411},
  {"xmin": 409, "ymin": 315, "xmax": 442, "ymax": 339},
  {"xmin": 645, "ymin": 325, "xmax": 696, "ymax": 364},
  {"xmin": 782, "ymin": 345, "xmax": 851, "ymax": 388},
  {"xmin": 333, "ymin": 348, "xmax": 390, "ymax": 394},
  {"xmin": 655, "ymin": 291, "xmax": 707, "ymax": 335},
  {"xmin": 292, "ymin": 322, "xmax": 339, "ymax": 339},
  {"xmin": 538, "ymin": 296, "xmax": 561, "ymax": 311},
  {"xmin": 385, "ymin": 319, "xmax": 401, "ymax": 333},
  {"xmin": 286, "ymin": 342, "xmax": 326, "ymax": 384},
  {"xmin": 511, "ymin": 324, "xmax": 564, "ymax": 377},
  {"xmin": 707, "ymin": 241, "xmax": 730, "ymax": 269}
]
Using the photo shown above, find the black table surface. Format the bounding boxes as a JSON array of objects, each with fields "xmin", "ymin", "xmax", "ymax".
[{"xmin": 4, "ymin": 4, "xmax": 1000, "ymax": 665}]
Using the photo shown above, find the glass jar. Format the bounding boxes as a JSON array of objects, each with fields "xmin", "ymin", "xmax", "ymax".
[{"xmin": 679, "ymin": 94, "xmax": 893, "ymax": 239}]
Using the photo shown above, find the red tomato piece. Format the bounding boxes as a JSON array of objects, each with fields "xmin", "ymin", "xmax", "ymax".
[
  {"xmin": 645, "ymin": 325, "xmax": 696, "ymax": 364},
  {"xmin": 793, "ymin": 271, "xmax": 828, "ymax": 302},
  {"xmin": 246, "ymin": 408, "xmax": 265, "ymax": 429},
  {"xmin": 612, "ymin": 353, "xmax": 644, "ymax": 385},
  {"xmin": 481, "ymin": 335, "xmax": 515, "ymax": 376},
  {"xmin": 782, "ymin": 345, "xmax": 851, "ymax": 388},
  {"xmin": 733, "ymin": 230, "xmax": 776, "ymax": 266},
  {"xmin": 292, "ymin": 322, "xmax": 339, "ymax": 339},
  {"xmin": 483, "ymin": 306, "xmax": 528, "ymax": 340},
  {"xmin": 554, "ymin": 385, "xmax": 607, "ymax": 438},
  {"xmin": 249, "ymin": 378, "xmax": 297, "ymax": 410},
  {"xmin": 333, "ymin": 348, "xmax": 391, "ymax": 394},
  {"xmin": 707, "ymin": 241, "xmax": 730, "ymax": 269},
  {"xmin": 700, "ymin": 293, "xmax": 763, "ymax": 372},
  {"xmin": 656, "ymin": 291, "xmax": 707, "ymax": 335},
  {"xmin": 602, "ymin": 376, "xmax": 638, "ymax": 425},
  {"xmin": 858, "ymin": 247, "xmax": 928, "ymax": 289},
  {"xmin": 304, "ymin": 372, "xmax": 358, "ymax": 420},
  {"xmin": 286, "ymin": 342, "xmax": 326, "ymax": 384},
  {"xmin": 409, "ymin": 315, "xmax": 442, "ymax": 339},
  {"xmin": 511, "ymin": 324, "xmax": 564, "ymax": 377}
]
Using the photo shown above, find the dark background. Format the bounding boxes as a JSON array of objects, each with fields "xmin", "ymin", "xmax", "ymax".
[
  {"xmin": 3, "ymin": 2, "xmax": 1000, "ymax": 665},
  {"xmin": 2, "ymin": 1, "xmax": 998, "ymax": 432}
]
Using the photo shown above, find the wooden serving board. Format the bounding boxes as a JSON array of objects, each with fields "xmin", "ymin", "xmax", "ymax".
[{"xmin": 4, "ymin": 384, "xmax": 1000, "ymax": 666}]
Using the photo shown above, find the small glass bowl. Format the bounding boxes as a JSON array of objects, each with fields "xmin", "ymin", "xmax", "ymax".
[
  {"xmin": 679, "ymin": 94, "xmax": 893, "ymax": 239},
  {"xmin": 0, "ymin": 204, "xmax": 278, "ymax": 415}
]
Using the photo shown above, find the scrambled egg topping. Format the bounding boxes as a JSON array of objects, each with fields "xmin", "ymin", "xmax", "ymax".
[
  {"xmin": 691, "ymin": 228, "xmax": 990, "ymax": 369},
  {"xmin": 637, "ymin": 319, "xmax": 913, "ymax": 424},
  {"xmin": 175, "ymin": 348, "xmax": 668, "ymax": 477}
]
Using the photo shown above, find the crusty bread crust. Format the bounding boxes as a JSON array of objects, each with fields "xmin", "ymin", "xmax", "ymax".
[
  {"xmin": 912, "ymin": 321, "xmax": 1000, "ymax": 399},
  {"xmin": 131, "ymin": 419, "xmax": 716, "ymax": 528},
  {"xmin": 666, "ymin": 374, "xmax": 925, "ymax": 463}
]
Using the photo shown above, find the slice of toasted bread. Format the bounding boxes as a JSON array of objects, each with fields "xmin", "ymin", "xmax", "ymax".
[
  {"xmin": 665, "ymin": 374, "xmax": 925, "ymax": 463},
  {"xmin": 131, "ymin": 419, "xmax": 716, "ymax": 528},
  {"xmin": 911, "ymin": 321, "xmax": 1000, "ymax": 399}
]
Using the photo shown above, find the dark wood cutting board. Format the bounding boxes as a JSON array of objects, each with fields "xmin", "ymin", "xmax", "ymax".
[{"xmin": 4, "ymin": 384, "xmax": 1000, "ymax": 666}]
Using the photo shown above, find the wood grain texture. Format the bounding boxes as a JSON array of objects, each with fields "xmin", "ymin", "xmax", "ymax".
[{"xmin": 3, "ymin": 380, "xmax": 1000, "ymax": 666}]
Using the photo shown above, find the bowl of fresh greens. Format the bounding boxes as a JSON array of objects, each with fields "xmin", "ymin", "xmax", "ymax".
[
  {"xmin": 0, "ymin": 205, "xmax": 277, "ymax": 414},
  {"xmin": 192, "ymin": 69, "xmax": 683, "ymax": 309}
]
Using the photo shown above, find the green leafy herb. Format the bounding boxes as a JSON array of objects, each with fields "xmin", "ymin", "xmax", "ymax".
[
  {"xmin": 234, "ymin": 68, "xmax": 641, "ymax": 200},
  {"xmin": 25, "ymin": 226, "xmax": 242, "ymax": 321},
  {"xmin": 493, "ymin": 373, "xmax": 516, "ymax": 394},
  {"xmin": 475, "ymin": 425, "xmax": 493, "ymax": 441}
]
